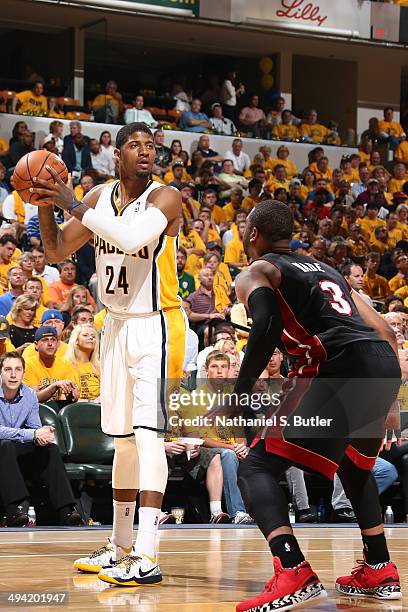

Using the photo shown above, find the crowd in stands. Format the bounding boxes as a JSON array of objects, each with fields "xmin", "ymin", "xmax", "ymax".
[
  {"xmin": 2, "ymin": 103, "xmax": 408, "ymax": 527},
  {"xmin": 2, "ymin": 76, "xmax": 351, "ymax": 145}
]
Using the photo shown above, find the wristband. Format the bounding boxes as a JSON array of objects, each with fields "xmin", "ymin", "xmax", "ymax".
[{"xmin": 68, "ymin": 198, "xmax": 83, "ymax": 213}]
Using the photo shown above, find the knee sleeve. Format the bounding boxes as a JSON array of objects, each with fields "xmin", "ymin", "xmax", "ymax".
[
  {"xmin": 113, "ymin": 437, "xmax": 139, "ymax": 490},
  {"xmin": 238, "ymin": 450, "xmax": 291, "ymax": 538},
  {"xmin": 135, "ymin": 428, "xmax": 168, "ymax": 494},
  {"xmin": 337, "ymin": 455, "xmax": 382, "ymax": 530}
]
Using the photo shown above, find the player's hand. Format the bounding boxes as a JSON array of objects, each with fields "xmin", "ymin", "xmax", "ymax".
[{"xmin": 30, "ymin": 166, "xmax": 74, "ymax": 209}]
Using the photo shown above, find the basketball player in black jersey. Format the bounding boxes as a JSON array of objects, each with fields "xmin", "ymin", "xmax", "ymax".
[{"xmin": 233, "ymin": 201, "xmax": 402, "ymax": 612}]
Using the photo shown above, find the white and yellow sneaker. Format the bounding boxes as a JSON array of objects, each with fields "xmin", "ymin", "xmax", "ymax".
[
  {"xmin": 74, "ymin": 539, "xmax": 132, "ymax": 574},
  {"xmin": 98, "ymin": 553, "xmax": 162, "ymax": 587}
]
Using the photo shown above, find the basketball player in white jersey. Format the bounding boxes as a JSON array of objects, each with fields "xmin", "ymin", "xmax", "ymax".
[{"xmin": 32, "ymin": 123, "xmax": 187, "ymax": 586}]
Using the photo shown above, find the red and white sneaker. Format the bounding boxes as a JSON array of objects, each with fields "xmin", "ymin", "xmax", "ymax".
[
  {"xmin": 236, "ymin": 557, "xmax": 326, "ymax": 612},
  {"xmin": 335, "ymin": 559, "xmax": 401, "ymax": 600}
]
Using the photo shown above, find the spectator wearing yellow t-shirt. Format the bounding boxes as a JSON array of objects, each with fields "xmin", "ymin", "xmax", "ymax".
[
  {"xmin": 388, "ymin": 254, "xmax": 408, "ymax": 294},
  {"xmin": 378, "ymin": 107, "xmax": 406, "ymax": 151},
  {"xmin": 388, "ymin": 162, "xmax": 407, "ymax": 194},
  {"xmin": 395, "ymin": 140, "xmax": 408, "ymax": 164},
  {"xmin": 300, "ymin": 109, "xmax": 328, "ymax": 144},
  {"xmin": 242, "ymin": 179, "xmax": 263, "ymax": 211},
  {"xmin": 386, "ymin": 212, "xmax": 405, "ymax": 247},
  {"xmin": 359, "ymin": 202, "xmax": 386, "ymax": 242},
  {"xmin": 224, "ymin": 220, "xmax": 248, "ymax": 270},
  {"xmin": 91, "ymin": 80, "xmax": 123, "ymax": 123},
  {"xmin": 194, "ymin": 212, "xmax": 221, "ymax": 245},
  {"xmin": 66, "ymin": 324, "xmax": 100, "ymax": 401},
  {"xmin": 370, "ymin": 227, "xmax": 391, "ymax": 256},
  {"xmin": 12, "ymin": 81, "xmax": 48, "ymax": 115},
  {"xmin": 0, "ymin": 235, "xmax": 18, "ymax": 294},
  {"xmin": 314, "ymin": 156, "xmax": 333, "ymax": 181},
  {"xmin": 179, "ymin": 215, "xmax": 206, "ymax": 276},
  {"xmin": 198, "ymin": 252, "xmax": 232, "ymax": 299},
  {"xmin": 18, "ymin": 252, "xmax": 51, "ymax": 307},
  {"xmin": 265, "ymin": 164, "xmax": 290, "ymax": 193},
  {"xmin": 180, "ymin": 183, "xmax": 200, "ymax": 220},
  {"xmin": 223, "ymin": 187, "xmax": 245, "ymax": 222},
  {"xmin": 23, "ymin": 326, "xmax": 79, "ymax": 404},
  {"xmin": 272, "ymin": 110, "xmax": 300, "ymax": 142},
  {"xmin": 22, "ymin": 309, "xmax": 68, "ymax": 361},
  {"xmin": 362, "ymin": 252, "xmax": 391, "ymax": 300},
  {"xmin": 202, "ymin": 189, "xmax": 227, "ymax": 226},
  {"xmin": 267, "ymin": 145, "xmax": 298, "ymax": 180}
]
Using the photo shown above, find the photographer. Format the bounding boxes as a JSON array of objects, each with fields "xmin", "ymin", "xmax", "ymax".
[
  {"xmin": 0, "ymin": 351, "xmax": 81, "ymax": 526},
  {"xmin": 23, "ymin": 326, "xmax": 79, "ymax": 405}
]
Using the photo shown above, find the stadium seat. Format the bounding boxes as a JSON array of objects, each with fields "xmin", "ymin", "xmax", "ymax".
[
  {"xmin": 39, "ymin": 403, "xmax": 86, "ymax": 480},
  {"xmin": 58, "ymin": 402, "xmax": 113, "ymax": 479},
  {"xmin": 56, "ymin": 96, "xmax": 80, "ymax": 107}
]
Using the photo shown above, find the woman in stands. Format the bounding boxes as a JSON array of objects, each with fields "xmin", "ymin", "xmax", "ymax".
[
  {"xmin": 9, "ymin": 295, "xmax": 38, "ymax": 350},
  {"xmin": 61, "ymin": 285, "xmax": 94, "ymax": 316},
  {"xmin": 270, "ymin": 145, "xmax": 298, "ymax": 180},
  {"xmin": 9, "ymin": 121, "xmax": 28, "ymax": 146},
  {"xmin": 179, "ymin": 212, "xmax": 206, "ymax": 276},
  {"xmin": 99, "ymin": 131, "xmax": 115, "ymax": 176},
  {"xmin": 300, "ymin": 169, "xmax": 316, "ymax": 202},
  {"xmin": 169, "ymin": 139, "xmax": 183, "ymax": 162},
  {"xmin": 66, "ymin": 324, "xmax": 100, "ymax": 401}
]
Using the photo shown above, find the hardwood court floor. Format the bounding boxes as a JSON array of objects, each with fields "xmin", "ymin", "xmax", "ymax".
[{"xmin": 0, "ymin": 526, "xmax": 407, "ymax": 611}]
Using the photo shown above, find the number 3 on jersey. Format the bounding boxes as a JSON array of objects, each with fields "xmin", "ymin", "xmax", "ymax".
[
  {"xmin": 319, "ymin": 280, "xmax": 352, "ymax": 316},
  {"xmin": 105, "ymin": 265, "xmax": 129, "ymax": 295}
]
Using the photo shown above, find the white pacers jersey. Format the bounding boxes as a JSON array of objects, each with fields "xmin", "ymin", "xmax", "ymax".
[{"xmin": 94, "ymin": 179, "xmax": 181, "ymax": 315}]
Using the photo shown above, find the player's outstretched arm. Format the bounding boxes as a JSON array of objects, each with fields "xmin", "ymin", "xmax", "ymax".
[
  {"xmin": 79, "ymin": 185, "xmax": 181, "ymax": 253},
  {"xmin": 233, "ymin": 260, "xmax": 284, "ymax": 397}
]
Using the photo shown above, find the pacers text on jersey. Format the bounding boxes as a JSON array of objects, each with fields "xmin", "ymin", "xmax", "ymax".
[{"xmin": 94, "ymin": 235, "xmax": 149, "ymax": 259}]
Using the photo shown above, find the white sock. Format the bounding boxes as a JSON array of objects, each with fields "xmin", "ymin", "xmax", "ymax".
[
  {"xmin": 210, "ymin": 501, "xmax": 222, "ymax": 515},
  {"xmin": 111, "ymin": 500, "xmax": 136, "ymax": 559},
  {"xmin": 134, "ymin": 507, "xmax": 160, "ymax": 559}
]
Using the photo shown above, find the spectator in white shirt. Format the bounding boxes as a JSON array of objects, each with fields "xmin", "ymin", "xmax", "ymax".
[
  {"xmin": 224, "ymin": 138, "xmax": 251, "ymax": 175},
  {"xmin": 41, "ymin": 120, "xmax": 64, "ymax": 155},
  {"xmin": 32, "ymin": 246, "xmax": 60, "ymax": 286},
  {"xmin": 99, "ymin": 131, "xmax": 116, "ymax": 174},
  {"xmin": 210, "ymin": 103, "xmax": 236, "ymax": 136},
  {"xmin": 172, "ymin": 84, "xmax": 191, "ymax": 113},
  {"xmin": 89, "ymin": 139, "xmax": 115, "ymax": 179},
  {"xmin": 124, "ymin": 95, "xmax": 158, "ymax": 127},
  {"xmin": 220, "ymin": 71, "xmax": 245, "ymax": 121}
]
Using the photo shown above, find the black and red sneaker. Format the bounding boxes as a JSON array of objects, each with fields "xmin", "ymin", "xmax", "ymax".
[
  {"xmin": 236, "ymin": 556, "xmax": 326, "ymax": 612},
  {"xmin": 335, "ymin": 559, "xmax": 401, "ymax": 600}
]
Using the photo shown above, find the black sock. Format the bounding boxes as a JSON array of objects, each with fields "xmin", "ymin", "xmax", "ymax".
[
  {"xmin": 269, "ymin": 534, "xmax": 305, "ymax": 568},
  {"xmin": 362, "ymin": 533, "xmax": 390, "ymax": 565}
]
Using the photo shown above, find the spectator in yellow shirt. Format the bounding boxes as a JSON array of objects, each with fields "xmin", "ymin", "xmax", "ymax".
[
  {"xmin": 386, "ymin": 212, "xmax": 405, "ymax": 247},
  {"xmin": 180, "ymin": 183, "xmax": 200, "ymax": 220},
  {"xmin": 389, "ymin": 253, "xmax": 408, "ymax": 293},
  {"xmin": 224, "ymin": 220, "xmax": 248, "ymax": 270},
  {"xmin": 340, "ymin": 155, "xmax": 359, "ymax": 183},
  {"xmin": 66, "ymin": 324, "xmax": 100, "ymax": 401},
  {"xmin": 370, "ymin": 227, "xmax": 391, "ymax": 256},
  {"xmin": 242, "ymin": 179, "xmax": 263, "ymax": 211},
  {"xmin": 200, "ymin": 252, "xmax": 232, "ymax": 297},
  {"xmin": 362, "ymin": 252, "xmax": 391, "ymax": 300},
  {"xmin": 0, "ymin": 235, "xmax": 18, "ymax": 294},
  {"xmin": 268, "ymin": 145, "xmax": 298, "ymax": 179},
  {"xmin": 223, "ymin": 188, "xmax": 244, "ymax": 222},
  {"xmin": 23, "ymin": 309, "xmax": 68, "ymax": 361},
  {"xmin": 378, "ymin": 106, "xmax": 406, "ymax": 150},
  {"xmin": 18, "ymin": 252, "xmax": 51, "ymax": 307},
  {"xmin": 12, "ymin": 81, "xmax": 47, "ymax": 115},
  {"xmin": 91, "ymin": 80, "xmax": 123, "ymax": 123},
  {"xmin": 359, "ymin": 202, "xmax": 386, "ymax": 242},
  {"xmin": 193, "ymin": 216, "xmax": 221, "ymax": 246},
  {"xmin": 265, "ymin": 164, "xmax": 290, "ymax": 193},
  {"xmin": 23, "ymin": 326, "xmax": 79, "ymax": 404},
  {"xmin": 300, "ymin": 109, "xmax": 328, "ymax": 144},
  {"xmin": 358, "ymin": 139, "xmax": 373, "ymax": 166},
  {"xmin": 179, "ymin": 214, "xmax": 206, "ymax": 276},
  {"xmin": 395, "ymin": 140, "xmax": 408, "ymax": 164},
  {"xmin": 202, "ymin": 189, "xmax": 227, "ymax": 225},
  {"xmin": 388, "ymin": 162, "xmax": 407, "ymax": 194},
  {"xmin": 314, "ymin": 156, "xmax": 333, "ymax": 181},
  {"xmin": 272, "ymin": 109, "xmax": 300, "ymax": 142}
]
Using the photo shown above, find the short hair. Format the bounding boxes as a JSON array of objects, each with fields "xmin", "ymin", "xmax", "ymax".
[
  {"xmin": 204, "ymin": 252, "xmax": 220, "ymax": 264},
  {"xmin": 25, "ymin": 276, "xmax": 43, "ymax": 287},
  {"xmin": 367, "ymin": 251, "xmax": 380, "ymax": 260},
  {"xmin": 0, "ymin": 351, "xmax": 25, "ymax": 372},
  {"xmin": 341, "ymin": 262, "xmax": 361, "ymax": 277},
  {"xmin": 0, "ymin": 234, "xmax": 17, "ymax": 247},
  {"xmin": 71, "ymin": 305, "xmax": 94, "ymax": 323},
  {"xmin": 31, "ymin": 245, "xmax": 44, "ymax": 254},
  {"xmin": 205, "ymin": 350, "xmax": 230, "ymax": 369},
  {"xmin": 115, "ymin": 122, "xmax": 153, "ymax": 149},
  {"xmin": 384, "ymin": 106, "xmax": 393, "ymax": 114},
  {"xmin": 7, "ymin": 266, "xmax": 22, "ymax": 277},
  {"xmin": 177, "ymin": 246, "xmax": 187, "ymax": 258},
  {"xmin": 248, "ymin": 200, "xmax": 293, "ymax": 243},
  {"xmin": 249, "ymin": 179, "xmax": 263, "ymax": 191},
  {"xmin": 58, "ymin": 259, "xmax": 76, "ymax": 272}
]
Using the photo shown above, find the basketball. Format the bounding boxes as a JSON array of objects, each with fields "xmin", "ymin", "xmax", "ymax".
[{"xmin": 12, "ymin": 150, "xmax": 69, "ymax": 205}]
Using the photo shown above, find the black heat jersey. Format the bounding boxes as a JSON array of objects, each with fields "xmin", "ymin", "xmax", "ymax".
[{"xmin": 261, "ymin": 251, "xmax": 382, "ymax": 376}]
